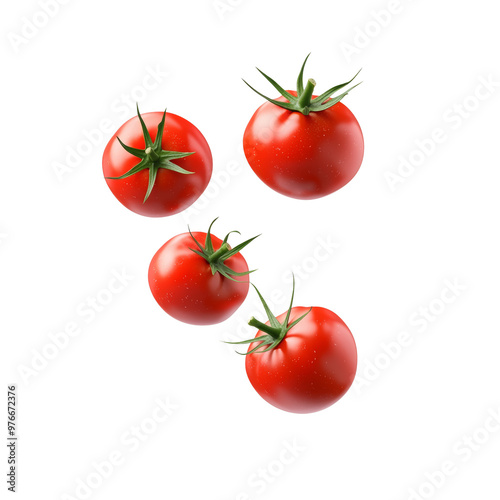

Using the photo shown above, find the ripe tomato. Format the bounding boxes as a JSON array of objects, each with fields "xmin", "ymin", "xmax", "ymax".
[
  {"xmin": 148, "ymin": 219, "xmax": 258, "ymax": 325},
  {"xmin": 103, "ymin": 106, "xmax": 212, "ymax": 217},
  {"xmin": 230, "ymin": 280, "xmax": 357, "ymax": 413},
  {"xmin": 243, "ymin": 55, "xmax": 364, "ymax": 200}
]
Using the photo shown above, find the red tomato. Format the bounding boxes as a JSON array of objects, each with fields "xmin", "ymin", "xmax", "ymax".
[
  {"xmin": 148, "ymin": 220, "xmax": 258, "ymax": 325},
  {"xmin": 244, "ymin": 96, "xmax": 363, "ymax": 200},
  {"xmin": 103, "ymin": 107, "xmax": 212, "ymax": 217},
  {"xmin": 243, "ymin": 55, "xmax": 364, "ymax": 200},
  {"xmin": 230, "ymin": 280, "xmax": 357, "ymax": 413}
]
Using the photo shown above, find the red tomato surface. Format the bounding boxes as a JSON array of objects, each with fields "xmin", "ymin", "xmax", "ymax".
[
  {"xmin": 103, "ymin": 112, "xmax": 212, "ymax": 217},
  {"xmin": 243, "ymin": 93, "xmax": 364, "ymax": 200},
  {"xmin": 149, "ymin": 232, "xmax": 250, "ymax": 325},
  {"xmin": 245, "ymin": 306, "xmax": 357, "ymax": 413}
]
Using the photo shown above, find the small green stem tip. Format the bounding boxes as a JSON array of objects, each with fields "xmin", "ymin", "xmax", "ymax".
[
  {"xmin": 248, "ymin": 317, "xmax": 281, "ymax": 339},
  {"xmin": 145, "ymin": 147, "xmax": 159, "ymax": 162},
  {"xmin": 208, "ymin": 242, "xmax": 229, "ymax": 263},
  {"xmin": 297, "ymin": 78, "xmax": 316, "ymax": 112}
]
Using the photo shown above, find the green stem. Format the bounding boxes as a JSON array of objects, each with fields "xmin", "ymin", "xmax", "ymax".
[
  {"xmin": 298, "ymin": 78, "xmax": 316, "ymax": 112},
  {"xmin": 145, "ymin": 147, "xmax": 159, "ymax": 161},
  {"xmin": 207, "ymin": 243, "xmax": 229, "ymax": 263},
  {"xmin": 248, "ymin": 317, "xmax": 282, "ymax": 339}
]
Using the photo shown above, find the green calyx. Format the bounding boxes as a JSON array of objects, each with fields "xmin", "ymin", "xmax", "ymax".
[
  {"xmin": 188, "ymin": 218, "xmax": 260, "ymax": 281},
  {"xmin": 243, "ymin": 53, "xmax": 362, "ymax": 116},
  {"xmin": 106, "ymin": 104, "xmax": 195, "ymax": 203},
  {"xmin": 226, "ymin": 276, "xmax": 312, "ymax": 355}
]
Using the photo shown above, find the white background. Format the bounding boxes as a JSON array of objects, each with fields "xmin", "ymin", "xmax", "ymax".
[{"xmin": 2, "ymin": 0, "xmax": 500, "ymax": 499}]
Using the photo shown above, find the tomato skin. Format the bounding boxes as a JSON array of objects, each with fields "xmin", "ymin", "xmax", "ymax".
[
  {"xmin": 243, "ymin": 92, "xmax": 364, "ymax": 200},
  {"xmin": 148, "ymin": 232, "xmax": 250, "ymax": 325},
  {"xmin": 245, "ymin": 306, "xmax": 357, "ymax": 413},
  {"xmin": 103, "ymin": 112, "xmax": 212, "ymax": 217}
]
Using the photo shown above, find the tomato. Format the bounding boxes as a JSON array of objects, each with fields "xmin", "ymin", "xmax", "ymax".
[
  {"xmin": 230, "ymin": 280, "xmax": 357, "ymax": 413},
  {"xmin": 244, "ymin": 97, "xmax": 364, "ymax": 200},
  {"xmin": 243, "ymin": 55, "xmax": 364, "ymax": 200},
  {"xmin": 148, "ymin": 220, "xmax": 258, "ymax": 325},
  {"xmin": 103, "ymin": 106, "xmax": 212, "ymax": 217}
]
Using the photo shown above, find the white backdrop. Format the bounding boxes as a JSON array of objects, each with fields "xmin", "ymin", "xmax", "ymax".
[{"xmin": 2, "ymin": 0, "xmax": 500, "ymax": 499}]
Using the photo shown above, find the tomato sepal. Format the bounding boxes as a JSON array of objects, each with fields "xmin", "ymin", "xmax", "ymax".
[
  {"xmin": 188, "ymin": 218, "xmax": 259, "ymax": 282},
  {"xmin": 243, "ymin": 54, "xmax": 362, "ymax": 115},
  {"xmin": 226, "ymin": 276, "xmax": 312, "ymax": 354},
  {"xmin": 105, "ymin": 104, "xmax": 195, "ymax": 203}
]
